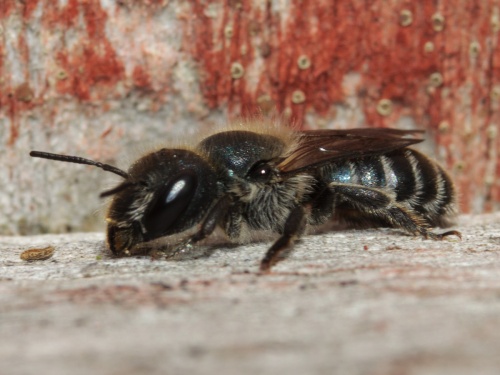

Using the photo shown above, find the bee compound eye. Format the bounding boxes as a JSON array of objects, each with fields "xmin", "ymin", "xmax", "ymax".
[
  {"xmin": 247, "ymin": 161, "xmax": 273, "ymax": 182},
  {"xmin": 143, "ymin": 173, "xmax": 198, "ymax": 238}
]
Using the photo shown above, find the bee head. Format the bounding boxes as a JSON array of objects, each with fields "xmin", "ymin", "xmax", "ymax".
[
  {"xmin": 103, "ymin": 148, "xmax": 219, "ymax": 256},
  {"xmin": 30, "ymin": 149, "xmax": 219, "ymax": 256}
]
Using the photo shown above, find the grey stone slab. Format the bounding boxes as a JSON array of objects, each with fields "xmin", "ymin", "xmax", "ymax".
[{"xmin": 2, "ymin": 214, "xmax": 500, "ymax": 375}]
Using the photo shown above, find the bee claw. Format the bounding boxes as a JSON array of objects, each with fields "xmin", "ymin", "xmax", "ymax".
[
  {"xmin": 426, "ymin": 230, "xmax": 462, "ymax": 241},
  {"xmin": 438, "ymin": 230, "xmax": 462, "ymax": 241}
]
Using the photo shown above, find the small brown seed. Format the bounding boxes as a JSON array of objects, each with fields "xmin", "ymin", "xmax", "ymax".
[{"xmin": 20, "ymin": 246, "xmax": 55, "ymax": 261}]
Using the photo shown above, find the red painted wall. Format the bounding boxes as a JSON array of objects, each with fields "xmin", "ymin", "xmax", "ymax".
[{"xmin": 0, "ymin": 0, "xmax": 499, "ymax": 233}]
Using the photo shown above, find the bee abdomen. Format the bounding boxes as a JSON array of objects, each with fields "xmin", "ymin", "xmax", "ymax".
[
  {"xmin": 387, "ymin": 149, "xmax": 456, "ymax": 226},
  {"xmin": 320, "ymin": 148, "xmax": 456, "ymax": 227}
]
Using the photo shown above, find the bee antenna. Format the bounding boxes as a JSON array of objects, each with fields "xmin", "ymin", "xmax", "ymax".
[
  {"xmin": 29, "ymin": 151, "xmax": 130, "ymax": 179},
  {"xmin": 99, "ymin": 181, "xmax": 136, "ymax": 198}
]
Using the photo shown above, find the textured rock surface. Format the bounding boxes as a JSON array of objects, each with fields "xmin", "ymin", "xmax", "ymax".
[{"xmin": 2, "ymin": 213, "xmax": 500, "ymax": 374}]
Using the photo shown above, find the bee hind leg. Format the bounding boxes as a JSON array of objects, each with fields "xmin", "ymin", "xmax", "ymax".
[
  {"xmin": 331, "ymin": 183, "xmax": 459, "ymax": 240},
  {"xmin": 260, "ymin": 206, "xmax": 306, "ymax": 272}
]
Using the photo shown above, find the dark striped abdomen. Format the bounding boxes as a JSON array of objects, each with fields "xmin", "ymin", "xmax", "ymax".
[
  {"xmin": 319, "ymin": 148, "xmax": 457, "ymax": 227},
  {"xmin": 390, "ymin": 148, "xmax": 456, "ymax": 226}
]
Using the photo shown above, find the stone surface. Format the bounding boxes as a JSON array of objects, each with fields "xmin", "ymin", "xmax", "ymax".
[{"xmin": 2, "ymin": 213, "xmax": 500, "ymax": 374}]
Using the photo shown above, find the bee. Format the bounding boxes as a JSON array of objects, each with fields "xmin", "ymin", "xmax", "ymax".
[{"xmin": 30, "ymin": 123, "xmax": 460, "ymax": 271}]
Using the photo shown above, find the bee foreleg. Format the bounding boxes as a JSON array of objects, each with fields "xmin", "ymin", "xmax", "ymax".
[
  {"xmin": 259, "ymin": 205, "xmax": 306, "ymax": 272},
  {"xmin": 162, "ymin": 196, "xmax": 232, "ymax": 259},
  {"xmin": 331, "ymin": 183, "xmax": 456, "ymax": 239}
]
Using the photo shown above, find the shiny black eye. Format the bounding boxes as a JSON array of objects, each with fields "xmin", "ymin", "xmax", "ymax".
[
  {"xmin": 143, "ymin": 173, "xmax": 197, "ymax": 239},
  {"xmin": 247, "ymin": 162, "xmax": 273, "ymax": 182}
]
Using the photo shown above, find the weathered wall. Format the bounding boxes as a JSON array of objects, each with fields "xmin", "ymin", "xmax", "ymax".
[{"xmin": 1, "ymin": 0, "xmax": 499, "ymax": 234}]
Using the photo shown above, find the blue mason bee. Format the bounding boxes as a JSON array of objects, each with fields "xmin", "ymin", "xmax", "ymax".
[{"xmin": 30, "ymin": 123, "xmax": 460, "ymax": 271}]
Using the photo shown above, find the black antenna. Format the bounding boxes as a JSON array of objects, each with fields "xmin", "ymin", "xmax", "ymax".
[
  {"xmin": 99, "ymin": 181, "xmax": 135, "ymax": 198},
  {"xmin": 29, "ymin": 151, "xmax": 130, "ymax": 179}
]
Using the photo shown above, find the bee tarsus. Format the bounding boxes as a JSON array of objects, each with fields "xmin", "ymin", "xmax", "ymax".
[{"xmin": 425, "ymin": 230, "xmax": 462, "ymax": 240}]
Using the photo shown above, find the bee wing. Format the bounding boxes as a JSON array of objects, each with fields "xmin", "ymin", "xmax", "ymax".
[{"xmin": 277, "ymin": 128, "xmax": 424, "ymax": 173}]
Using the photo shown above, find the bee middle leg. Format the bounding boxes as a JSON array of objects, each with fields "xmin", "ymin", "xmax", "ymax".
[
  {"xmin": 330, "ymin": 183, "xmax": 460, "ymax": 239},
  {"xmin": 260, "ymin": 205, "xmax": 306, "ymax": 272}
]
